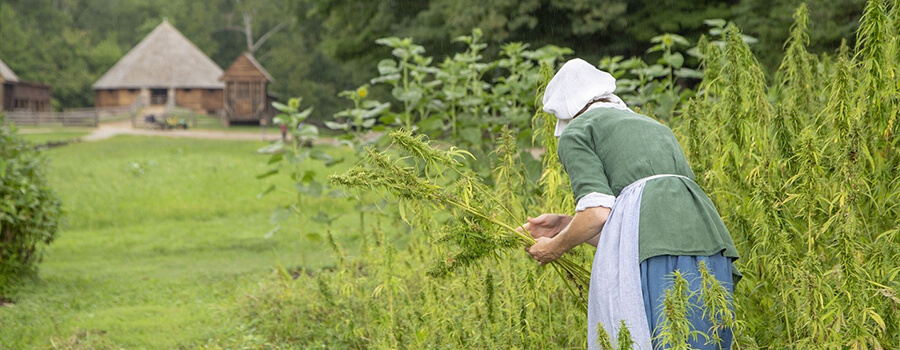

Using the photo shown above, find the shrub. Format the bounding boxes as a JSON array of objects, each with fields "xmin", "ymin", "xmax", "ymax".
[{"xmin": 0, "ymin": 117, "xmax": 62, "ymax": 300}]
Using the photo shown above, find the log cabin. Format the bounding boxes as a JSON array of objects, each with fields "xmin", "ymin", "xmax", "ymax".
[
  {"xmin": 1, "ymin": 58, "xmax": 51, "ymax": 112},
  {"xmin": 220, "ymin": 52, "xmax": 276, "ymax": 125}
]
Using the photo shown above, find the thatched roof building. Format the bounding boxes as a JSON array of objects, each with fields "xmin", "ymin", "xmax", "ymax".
[
  {"xmin": 1, "ymin": 58, "xmax": 51, "ymax": 112},
  {"xmin": 93, "ymin": 20, "xmax": 223, "ymax": 114}
]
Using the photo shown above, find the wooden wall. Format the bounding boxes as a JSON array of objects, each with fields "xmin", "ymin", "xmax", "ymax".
[
  {"xmin": 174, "ymin": 88, "xmax": 223, "ymax": 114},
  {"xmin": 3, "ymin": 82, "xmax": 51, "ymax": 112},
  {"xmin": 202, "ymin": 89, "xmax": 223, "ymax": 113},
  {"xmin": 94, "ymin": 89, "xmax": 140, "ymax": 108},
  {"xmin": 95, "ymin": 88, "xmax": 222, "ymax": 114},
  {"xmin": 224, "ymin": 81, "xmax": 266, "ymax": 121},
  {"xmin": 175, "ymin": 89, "xmax": 202, "ymax": 111}
]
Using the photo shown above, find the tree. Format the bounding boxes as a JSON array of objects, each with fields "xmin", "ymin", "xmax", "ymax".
[{"xmin": 224, "ymin": 0, "xmax": 294, "ymax": 55}]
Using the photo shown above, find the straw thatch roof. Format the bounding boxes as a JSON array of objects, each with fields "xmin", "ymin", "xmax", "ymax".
[
  {"xmin": 93, "ymin": 20, "xmax": 224, "ymax": 89},
  {"xmin": 0, "ymin": 58, "xmax": 20, "ymax": 83}
]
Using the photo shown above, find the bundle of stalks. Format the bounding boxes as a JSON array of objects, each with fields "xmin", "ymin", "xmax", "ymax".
[{"xmin": 330, "ymin": 129, "xmax": 592, "ymax": 308}]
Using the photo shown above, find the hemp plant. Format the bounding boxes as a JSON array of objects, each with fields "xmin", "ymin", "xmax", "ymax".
[{"xmin": 330, "ymin": 129, "xmax": 592, "ymax": 307}]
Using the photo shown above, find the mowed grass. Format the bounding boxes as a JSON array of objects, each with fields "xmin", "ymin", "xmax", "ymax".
[
  {"xmin": 0, "ymin": 135, "xmax": 362, "ymax": 349},
  {"xmin": 15, "ymin": 126, "xmax": 93, "ymax": 144}
]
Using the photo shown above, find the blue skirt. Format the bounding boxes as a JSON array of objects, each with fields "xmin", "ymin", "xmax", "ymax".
[{"xmin": 640, "ymin": 253, "xmax": 735, "ymax": 349}]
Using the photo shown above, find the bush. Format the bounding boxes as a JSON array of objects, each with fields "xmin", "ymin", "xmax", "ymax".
[{"xmin": 0, "ymin": 117, "xmax": 62, "ymax": 300}]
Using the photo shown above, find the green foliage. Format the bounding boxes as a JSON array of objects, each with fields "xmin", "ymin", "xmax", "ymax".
[
  {"xmin": 673, "ymin": 2, "xmax": 900, "ymax": 347},
  {"xmin": 330, "ymin": 130, "xmax": 590, "ymax": 299},
  {"xmin": 342, "ymin": 28, "xmax": 571, "ymax": 167},
  {"xmin": 241, "ymin": 1, "xmax": 900, "ymax": 348},
  {"xmin": 259, "ymin": 97, "xmax": 344, "ymax": 235},
  {"xmin": 1, "ymin": 0, "xmax": 865, "ymax": 116},
  {"xmin": 328, "ymin": 85, "xmax": 391, "ymax": 147},
  {"xmin": 0, "ymin": 119, "xmax": 62, "ymax": 300},
  {"xmin": 733, "ymin": 0, "xmax": 866, "ymax": 71},
  {"xmin": 238, "ymin": 239, "xmax": 589, "ymax": 348}
]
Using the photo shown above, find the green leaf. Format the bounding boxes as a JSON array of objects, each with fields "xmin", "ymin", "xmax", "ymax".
[
  {"xmin": 256, "ymin": 168, "xmax": 279, "ymax": 179},
  {"xmin": 375, "ymin": 37, "xmax": 403, "ymax": 48},
  {"xmin": 662, "ymin": 52, "xmax": 684, "ymax": 69},
  {"xmin": 371, "ymin": 74, "xmax": 401, "ymax": 84},
  {"xmin": 270, "ymin": 206, "xmax": 292, "ymax": 224},
  {"xmin": 417, "ymin": 116, "xmax": 444, "ymax": 132},
  {"xmin": 379, "ymin": 114, "xmax": 399, "ymax": 125},
  {"xmin": 392, "ymin": 87, "xmax": 423, "ymax": 102},
  {"xmin": 272, "ymin": 102, "xmax": 292, "ymax": 113},
  {"xmin": 675, "ymin": 68, "xmax": 703, "ymax": 79},
  {"xmin": 670, "ymin": 35, "xmax": 689, "ymax": 46},
  {"xmin": 377, "ymin": 59, "xmax": 399, "ymax": 75},
  {"xmin": 703, "ymin": 19, "xmax": 727, "ymax": 28},
  {"xmin": 295, "ymin": 107, "xmax": 313, "ymax": 121},
  {"xmin": 256, "ymin": 184, "xmax": 276, "ymax": 199},
  {"xmin": 297, "ymin": 125, "xmax": 319, "ymax": 139},
  {"xmin": 324, "ymin": 121, "xmax": 349, "ymax": 130},
  {"xmin": 459, "ymin": 128, "xmax": 482, "ymax": 146},
  {"xmin": 312, "ymin": 211, "xmax": 338, "ymax": 224},
  {"xmin": 263, "ymin": 226, "xmax": 279, "ymax": 239},
  {"xmin": 257, "ymin": 143, "xmax": 284, "ymax": 154},
  {"xmin": 362, "ymin": 102, "xmax": 391, "ymax": 119},
  {"xmin": 310, "ymin": 150, "xmax": 335, "ymax": 165},
  {"xmin": 305, "ymin": 233, "xmax": 323, "ymax": 242},
  {"xmin": 296, "ymin": 181, "xmax": 323, "ymax": 197},
  {"xmin": 267, "ymin": 153, "xmax": 284, "ymax": 165},
  {"xmin": 301, "ymin": 170, "xmax": 316, "ymax": 184}
]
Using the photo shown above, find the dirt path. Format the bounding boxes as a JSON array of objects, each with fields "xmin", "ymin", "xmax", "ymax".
[{"xmin": 83, "ymin": 120, "xmax": 340, "ymax": 145}]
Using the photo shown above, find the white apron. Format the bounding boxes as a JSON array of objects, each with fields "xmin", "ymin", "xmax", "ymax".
[{"xmin": 587, "ymin": 174, "xmax": 687, "ymax": 350}]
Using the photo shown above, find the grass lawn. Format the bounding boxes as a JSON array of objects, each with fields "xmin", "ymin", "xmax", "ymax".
[
  {"xmin": 15, "ymin": 127, "xmax": 93, "ymax": 144},
  {"xmin": 0, "ymin": 135, "xmax": 364, "ymax": 349}
]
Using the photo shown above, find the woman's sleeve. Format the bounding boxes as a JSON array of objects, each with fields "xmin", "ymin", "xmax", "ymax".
[{"xmin": 558, "ymin": 132, "xmax": 615, "ymax": 212}]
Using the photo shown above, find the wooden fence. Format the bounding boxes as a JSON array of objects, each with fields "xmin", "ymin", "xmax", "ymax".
[{"xmin": 1, "ymin": 107, "xmax": 131, "ymax": 127}]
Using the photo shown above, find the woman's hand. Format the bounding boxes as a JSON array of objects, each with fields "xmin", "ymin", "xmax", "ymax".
[
  {"xmin": 526, "ymin": 237, "xmax": 563, "ymax": 265},
  {"xmin": 525, "ymin": 207, "xmax": 610, "ymax": 265},
  {"xmin": 516, "ymin": 214, "xmax": 573, "ymax": 239}
]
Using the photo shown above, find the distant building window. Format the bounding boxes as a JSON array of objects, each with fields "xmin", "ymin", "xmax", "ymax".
[
  {"xmin": 129, "ymin": 89, "xmax": 137, "ymax": 93},
  {"xmin": 208, "ymin": 89, "xmax": 216, "ymax": 93},
  {"xmin": 184, "ymin": 88, "xmax": 192, "ymax": 92},
  {"xmin": 150, "ymin": 88, "xmax": 168, "ymax": 105}
]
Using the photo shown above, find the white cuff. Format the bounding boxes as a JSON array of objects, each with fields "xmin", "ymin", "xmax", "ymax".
[{"xmin": 576, "ymin": 192, "xmax": 615, "ymax": 212}]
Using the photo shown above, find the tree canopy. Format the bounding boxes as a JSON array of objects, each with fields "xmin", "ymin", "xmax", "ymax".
[{"xmin": 0, "ymin": 0, "xmax": 864, "ymax": 118}]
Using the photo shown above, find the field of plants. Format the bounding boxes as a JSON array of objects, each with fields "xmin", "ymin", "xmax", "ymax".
[{"xmin": 231, "ymin": 1, "xmax": 900, "ymax": 349}]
